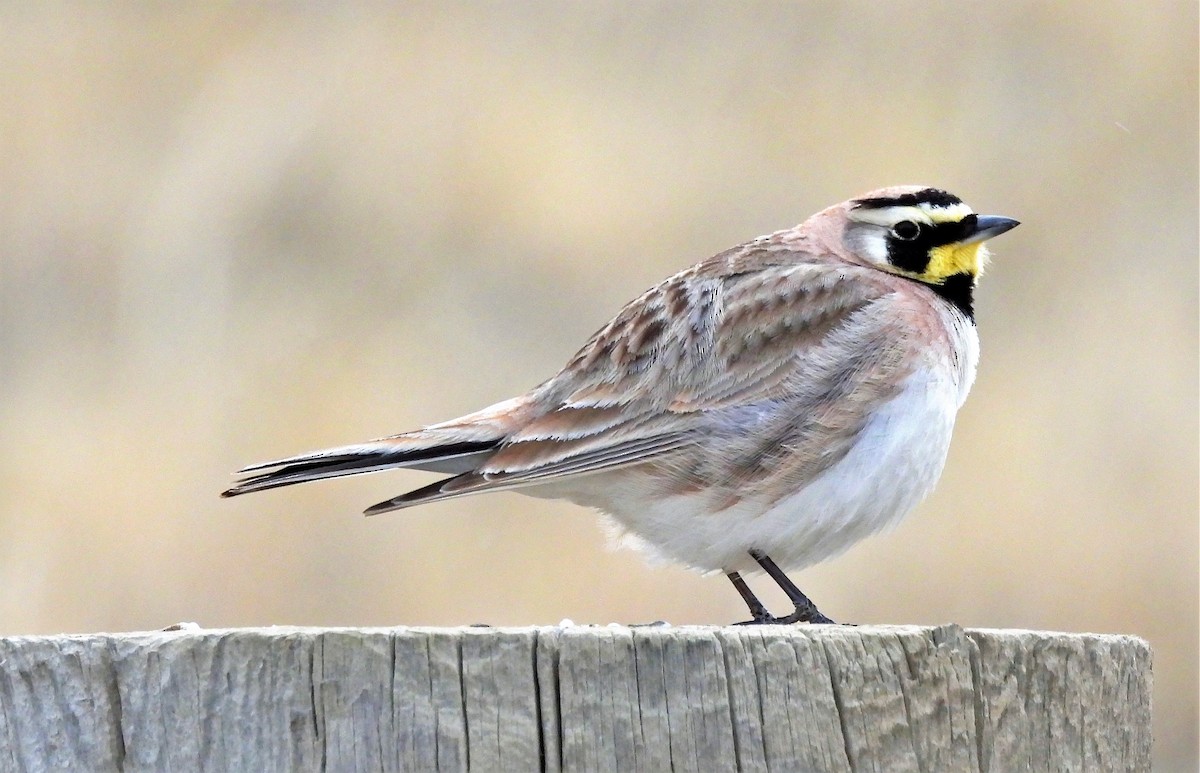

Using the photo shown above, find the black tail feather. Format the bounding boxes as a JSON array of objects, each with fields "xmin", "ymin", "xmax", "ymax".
[{"xmin": 221, "ymin": 440, "xmax": 499, "ymax": 498}]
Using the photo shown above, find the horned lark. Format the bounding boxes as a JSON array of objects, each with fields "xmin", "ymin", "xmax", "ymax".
[{"xmin": 223, "ymin": 186, "xmax": 1018, "ymax": 624}]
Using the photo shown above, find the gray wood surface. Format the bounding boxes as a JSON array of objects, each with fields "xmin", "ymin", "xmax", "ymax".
[{"xmin": 0, "ymin": 624, "xmax": 1151, "ymax": 772}]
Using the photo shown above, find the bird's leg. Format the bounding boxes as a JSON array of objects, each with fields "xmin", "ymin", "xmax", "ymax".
[
  {"xmin": 749, "ymin": 549, "xmax": 836, "ymax": 624},
  {"xmin": 728, "ymin": 552, "xmax": 837, "ymax": 625},
  {"xmin": 727, "ymin": 571, "xmax": 774, "ymax": 624}
]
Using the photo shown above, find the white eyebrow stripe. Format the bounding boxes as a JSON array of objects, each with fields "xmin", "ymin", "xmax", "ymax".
[
  {"xmin": 848, "ymin": 205, "xmax": 934, "ymax": 227},
  {"xmin": 849, "ymin": 201, "xmax": 976, "ymax": 228}
]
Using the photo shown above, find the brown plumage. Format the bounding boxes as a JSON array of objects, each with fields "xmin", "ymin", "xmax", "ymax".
[{"xmin": 223, "ymin": 186, "xmax": 1019, "ymax": 624}]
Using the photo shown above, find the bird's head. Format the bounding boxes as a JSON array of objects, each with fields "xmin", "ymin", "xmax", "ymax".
[{"xmin": 839, "ymin": 186, "xmax": 1019, "ymax": 287}]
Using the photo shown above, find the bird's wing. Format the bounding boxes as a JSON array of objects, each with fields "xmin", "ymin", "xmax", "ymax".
[{"xmin": 364, "ymin": 255, "xmax": 912, "ymax": 514}]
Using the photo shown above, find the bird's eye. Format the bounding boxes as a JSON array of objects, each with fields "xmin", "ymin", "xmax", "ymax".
[{"xmin": 891, "ymin": 220, "xmax": 921, "ymax": 241}]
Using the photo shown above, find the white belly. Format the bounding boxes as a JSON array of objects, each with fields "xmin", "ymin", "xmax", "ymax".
[{"xmin": 534, "ymin": 365, "xmax": 967, "ymax": 574}]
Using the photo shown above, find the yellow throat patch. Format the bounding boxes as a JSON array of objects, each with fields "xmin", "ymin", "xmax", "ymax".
[{"xmin": 926, "ymin": 241, "xmax": 986, "ymax": 282}]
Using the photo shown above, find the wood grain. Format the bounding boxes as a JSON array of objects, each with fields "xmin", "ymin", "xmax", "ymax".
[{"xmin": 0, "ymin": 625, "xmax": 1151, "ymax": 772}]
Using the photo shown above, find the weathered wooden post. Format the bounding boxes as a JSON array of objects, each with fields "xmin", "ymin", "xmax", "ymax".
[{"xmin": 0, "ymin": 625, "xmax": 1150, "ymax": 771}]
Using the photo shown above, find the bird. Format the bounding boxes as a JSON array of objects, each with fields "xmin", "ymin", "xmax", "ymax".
[{"xmin": 222, "ymin": 186, "xmax": 1019, "ymax": 625}]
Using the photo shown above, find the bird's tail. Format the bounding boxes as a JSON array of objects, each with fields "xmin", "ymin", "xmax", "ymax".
[
  {"xmin": 220, "ymin": 438, "xmax": 501, "ymax": 498},
  {"xmin": 221, "ymin": 397, "xmax": 527, "ymax": 499}
]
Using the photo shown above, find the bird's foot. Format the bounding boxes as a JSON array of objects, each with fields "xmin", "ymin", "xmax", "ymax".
[
  {"xmin": 733, "ymin": 604, "xmax": 837, "ymax": 626},
  {"xmin": 779, "ymin": 605, "xmax": 836, "ymax": 625}
]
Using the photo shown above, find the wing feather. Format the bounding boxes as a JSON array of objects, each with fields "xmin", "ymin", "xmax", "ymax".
[
  {"xmin": 230, "ymin": 241, "xmax": 914, "ymax": 516},
  {"xmin": 363, "ymin": 258, "xmax": 895, "ymax": 511},
  {"xmin": 364, "ymin": 432, "xmax": 689, "ymax": 514},
  {"xmin": 472, "ymin": 258, "xmax": 913, "ymax": 509}
]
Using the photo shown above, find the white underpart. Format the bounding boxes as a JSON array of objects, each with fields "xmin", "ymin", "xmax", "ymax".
[
  {"xmin": 533, "ymin": 315, "xmax": 980, "ymax": 575},
  {"xmin": 611, "ymin": 369, "xmax": 960, "ymax": 572}
]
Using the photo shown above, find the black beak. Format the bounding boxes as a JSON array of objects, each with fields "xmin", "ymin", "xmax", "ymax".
[{"xmin": 963, "ymin": 215, "xmax": 1020, "ymax": 244}]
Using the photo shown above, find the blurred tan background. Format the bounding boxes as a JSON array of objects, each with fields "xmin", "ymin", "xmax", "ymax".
[{"xmin": 1, "ymin": 4, "xmax": 1195, "ymax": 768}]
